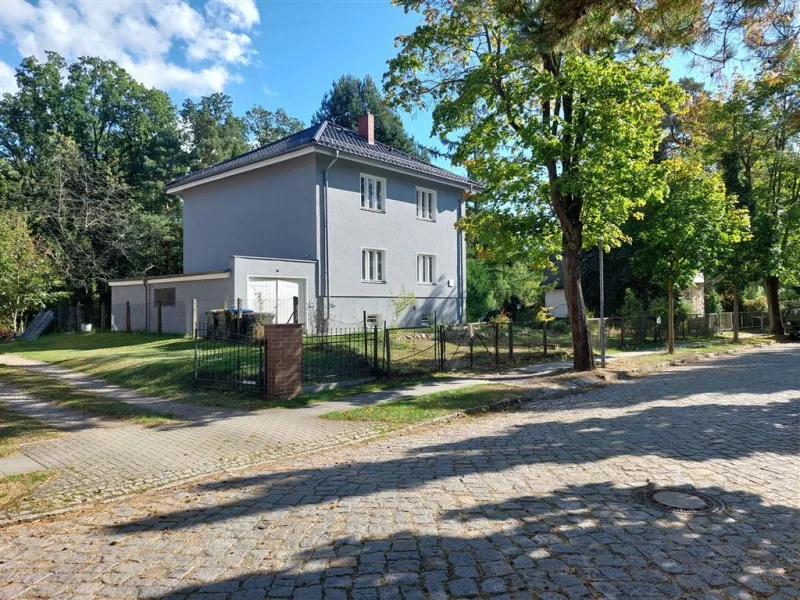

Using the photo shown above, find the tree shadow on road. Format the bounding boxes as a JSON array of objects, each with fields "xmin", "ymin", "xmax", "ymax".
[
  {"xmin": 148, "ymin": 483, "xmax": 799, "ymax": 600},
  {"xmin": 108, "ymin": 390, "xmax": 798, "ymax": 534}
]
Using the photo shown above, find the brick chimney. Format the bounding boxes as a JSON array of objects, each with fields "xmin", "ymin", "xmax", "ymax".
[{"xmin": 358, "ymin": 113, "xmax": 375, "ymax": 144}]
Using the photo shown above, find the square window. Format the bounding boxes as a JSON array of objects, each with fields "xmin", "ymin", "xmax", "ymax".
[
  {"xmin": 416, "ymin": 187, "xmax": 436, "ymax": 221},
  {"xmin": 362, "ymin": 249, "xmax": 386, "ymax": 282},
  {"xmin": 360, "ymin": 174, "xmax": 386, "ymax": 212},
  {"xmin": 417, "ymin": 254, "xmax": 436, "ymax": 284},
  {"xmin": 153, "ymin": 287, "xmax": 176, "ymax": 307}
]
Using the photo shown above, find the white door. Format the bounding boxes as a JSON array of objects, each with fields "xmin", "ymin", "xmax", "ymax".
[{"xmin": 248, "ymin": 278, "xmax": 301, "ymax": 323}]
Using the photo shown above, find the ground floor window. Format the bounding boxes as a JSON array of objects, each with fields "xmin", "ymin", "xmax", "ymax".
[
  {"xmin": 362, "ymin": 249, "xmax": 385, "ymax": 282},
  {"xmin": 417, "ymin": 254, "xmax": 436, "ymax": 284}
]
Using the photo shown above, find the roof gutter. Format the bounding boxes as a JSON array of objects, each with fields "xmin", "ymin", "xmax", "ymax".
[{"xmin": 323, "ymin": 150, "xmax": 339, "ymax": 325}]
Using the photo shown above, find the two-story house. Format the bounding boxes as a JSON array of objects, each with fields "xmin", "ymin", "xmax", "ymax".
[{"xmin": 109, "ymin": 114, "xmax": 478, "ymax": 333}]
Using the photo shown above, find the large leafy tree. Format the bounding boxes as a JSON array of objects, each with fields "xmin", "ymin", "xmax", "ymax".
[
  {"xmin": 699, "ymin": 59, "xmax": 800, "ymax": 335},
  {"xmin": 4, "ymin": 138, "xmax": 168, "ymax": 300},
  {"xmin": 180, "ymin": 93, "xmax": 249, "ymax": 170},
  {"xmin": 245, "ymin": 106, "xmax": 305, "ymax": 146},
  {"xmin": 635, "ymin": 157, "xmax": 749, "ymax": 352},
  {"xmin": 0, "ymin": 210, "xmax": 58, "ymax": 331},
  {"xmin": 0, "ymin": 53, "xmax": 186, "ymax": 288},
  {"xmin": 313, "ymin": 74, "xmax": 428, "ymax": 160},
  {"xmin": 387, "ymin": 1, "xmax": 682, "ymax": 370}
]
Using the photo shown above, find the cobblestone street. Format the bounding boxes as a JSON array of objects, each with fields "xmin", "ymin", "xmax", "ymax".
[{"xmin": 1, "ymin": 345, "xmax": 798, "ymax": 600}]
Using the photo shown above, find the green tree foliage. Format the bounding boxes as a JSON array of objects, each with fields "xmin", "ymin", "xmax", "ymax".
[
  {"xmin": 0, "ymin": 210, "xmax": 57, "ymax": 331},
  {"xmin": 313, "ymin": 74, "xmax": 428, "ymax": 160},
  {"xmin": 0, "ymin": 53, "xmax": 186, "ymax": 295},
  {"xmin": 387, "ymin": 1, "xmax": 683, "ymax": 370},
  {"xmin": 180, "ymin": 93, "xmax": 249, "ymax": 170},
  {"xmin": 635, "ymin": 157, "xmax": 749, "ymax": 352},
  {"xmin": 5, "ymin": 138, "xmax": 170, "ymax": 299},
  {"xmin": 699, "ymin": 57, "xmax": 800, "ymax": 335},
  {"xmin": 245, "ymin": 106, "xmax": 305, "ymax": 146},
  {"xmin": 467, "ymin": 257, "xmax": 544, "ymax": 322}
]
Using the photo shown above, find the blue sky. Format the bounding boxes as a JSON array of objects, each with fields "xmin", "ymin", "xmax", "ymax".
[{"xmin": 0, "ymin": 0, "xmax": 742, "ymax": 172}]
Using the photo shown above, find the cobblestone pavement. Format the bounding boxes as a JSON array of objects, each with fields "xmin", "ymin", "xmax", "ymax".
[
  {"xmin": 0, "ymin": 355, "xmax": 402, "ymax": 518},
  {"xmin": 1, "ymin": 345, "xmax": 798, "ymax": 599}
]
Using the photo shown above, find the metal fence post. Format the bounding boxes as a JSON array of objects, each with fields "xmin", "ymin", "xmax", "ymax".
[
  {"xmin": 293, "ymin": 296, "xmax": 299, "ymax": 324},
  {"xmin": 194, "ymin": 327, "xmax": 199, "ymax": 380},
  {"xmin": 192, "ymin": 299, "xmax": 198, "ymax": 336},
  {"xmin": 494, "ymin": 322, "xmax": 500, "ymax": 364},
  {"xmin": 508, "ymin": 322, "xmax": 514, "ymax": 361},
  {"xmin": 126, "ymin": 301, "xmax": 131, "ymax": 333},
  {"xmin": 373, "ymin": 325, "xmax": 379, "ymax": 376},
  {"xmin": 620, "ymin": 317, "xmax": 625, "ymax": 348},
  {"xmin": 439, "ymin": 325, "xmax": 445, "ymax": 371},
  {"xmin": 237, "ymin": 298, "xmax": 242, "ymax": 335},
  {"xmin": 640, "ymin": 310, "xmax": 646, "ymax": 344},
  {"xmin": 384, "ymin": 322, "xmax": 391, "ymax": 378},
  {"xmin": 363, "ymin": 311, "xmax": 368, "ymax": 362},
  {"xmin": 100, "ymin": 304, "xmax": 106, "ymax": 333},
  {"xmin": 157, "ymin": 301, "xmax": 162, "ymax": 335},
  {"xmin": 542, "ymin": 321, "xmax": 548, "ymax": 357},
  {"xmin": 469, "ymin": 323, "xmax": 474, "ymax": 369}
]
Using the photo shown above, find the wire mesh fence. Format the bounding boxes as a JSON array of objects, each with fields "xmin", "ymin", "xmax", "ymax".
[{"xmin": 383, "ymin": 325, "xmax": 440, "ymax": 378}]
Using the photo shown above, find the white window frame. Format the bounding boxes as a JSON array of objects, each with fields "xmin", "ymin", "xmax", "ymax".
[
  {"xmin": 416, "ymin": 253, "xmax": 436, "ymax": 285},
  {"xmin": 360, "ymin": 173, "xmax": 387, "ymax": 213},
  {"xmin": 366, "ymin": 314, "xmax": 382, "ymax": 328},
  {"xmin": 416, "ymin": 186, "xmax": 436, "ymax": 221},
  {"xmin": 361, "ymin": 248, "xmax": 386, "ymax": 283}
]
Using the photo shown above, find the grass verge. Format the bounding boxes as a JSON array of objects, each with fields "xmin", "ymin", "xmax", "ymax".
[
  {"xmin": 0, "ymin": 471, "xmax": 53, "ymax": 512},
  {"xmin": 0, "ymin": 332, "xmax": 269, "ymax": 410},
  {"xmin": 606, "ymin": 334, "xmax": 776, "ymax": 371},
  {"xmin": 0, "ymin": 405, "xmax": 58, "ymax": 458},
  {"xmin": 0, "ymin": 364, "xmax": 174, "ymax": 425},
  {"xmin": 321, "ymin": 383, "xmax": 518, "ymax": 423}
]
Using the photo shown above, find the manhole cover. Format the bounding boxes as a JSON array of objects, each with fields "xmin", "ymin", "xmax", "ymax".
[{"xmin": 636, "ymin": 487, "xmax": 724, "ymax": 514}]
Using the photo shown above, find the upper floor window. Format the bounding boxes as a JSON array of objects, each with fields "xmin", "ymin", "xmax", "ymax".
[
  {"xmin": 417, "ymin": 254, "xmax": 436, "ymax": 284},
  {"xmin": 361, "ymin": 174, "xmax": 385, "ymax": 212},
  {"xmin": 362, "ymin": 248, "xmax": 386, "ymax": 283},
  {"xmin": 416, "ymin": 187, "xmax": 436, "ymax": 221}
]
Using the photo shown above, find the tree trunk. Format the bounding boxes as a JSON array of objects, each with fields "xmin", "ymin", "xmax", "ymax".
[
  {"xmin": 764, "ymin": 276, "xmax": 783, "ymax": 335},
  {"xmin": 732, "ymin": 285, "xmax": 740, "ymax": 343},
  {"xmin": 667, "ymin": 280, "xmax": 675, "ymax": 354},
  {"xmin": 562, "ymin": 235, "xmax": 594, "ymax": 371}
]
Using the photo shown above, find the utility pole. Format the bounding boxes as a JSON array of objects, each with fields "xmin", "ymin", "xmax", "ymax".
[{"xmin": 599, "ymin": 240, "xmax": 606, "ymax": 368}]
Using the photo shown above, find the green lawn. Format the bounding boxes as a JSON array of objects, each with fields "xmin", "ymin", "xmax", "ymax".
[
  {"xmin": 0, "ymin": 332, "xmax": 269, "ymax": 410},
  {"xmin": 0, "ymin": 365, "xmax": 174, "ymax": 425},
  {"xmin": 321, "ymin": 383, "xmax": 519, "ymax": 423},
  {"xmin": 0, "ymin": 404, "xmax": 58, "ymax": 458},
  {"xmin": 0, "ymin": 332, "xmax": 453, "ymax": 410}
]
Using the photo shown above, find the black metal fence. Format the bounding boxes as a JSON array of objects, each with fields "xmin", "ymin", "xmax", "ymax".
[
  {"xmin": 302, "ymin": 327, "xmax": 380, "ymax": 385},
  {"xmin": 194, "ymin": 324, "xmax": 265, "ymax": 393}
]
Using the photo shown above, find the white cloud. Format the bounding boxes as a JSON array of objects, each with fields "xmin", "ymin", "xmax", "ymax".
[
  {"xmin": 0, "ymin": 61, "xmax": 19, "ymax": 95},
  {"xmin": 0, "ymin": 0, "xmax": 261, "ymax": 96}
]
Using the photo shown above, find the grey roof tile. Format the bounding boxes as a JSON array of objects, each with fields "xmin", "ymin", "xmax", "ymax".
[{"xmin": 166, "ymin": 121, "xmax": 479, "ymax": 189}]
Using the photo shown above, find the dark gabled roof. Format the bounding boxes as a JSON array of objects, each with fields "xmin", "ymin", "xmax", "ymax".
[{"xmin": 166, "ymin": 121, "xmax": 480, "ymax": 190}]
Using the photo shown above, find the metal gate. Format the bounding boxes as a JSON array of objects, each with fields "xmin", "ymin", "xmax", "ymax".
[{"xmin": 194, "ymin": 325, "xmax": 265, "ymax": 393}]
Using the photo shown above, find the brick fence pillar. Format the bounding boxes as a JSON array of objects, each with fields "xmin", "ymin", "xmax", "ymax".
[{"xmin": 263, "ymin": 324, "xmax": 302, "ymax": 401}]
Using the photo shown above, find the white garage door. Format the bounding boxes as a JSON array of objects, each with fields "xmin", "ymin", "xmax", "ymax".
[{"xmin": 248, "ymin": 278, "xmax": 301, "ymax": 324}]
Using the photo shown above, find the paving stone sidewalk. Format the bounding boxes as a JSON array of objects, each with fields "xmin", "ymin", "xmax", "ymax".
[
  {"xmin": 0, "ymin": 345, "xmax": 797, "ymax": 599},
  {"xmin": 0, "ymin": 355, "xmax": 486, "ymax": 518}
]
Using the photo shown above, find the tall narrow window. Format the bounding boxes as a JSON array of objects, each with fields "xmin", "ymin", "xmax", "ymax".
[
  {"xmin": 360, "ymin": 174, "xmax": 386, "ymax": 212},
  {"xmin": 362, "ymin": 249, "xmax": 386, "ymax": 282},
  {"xmin": 417, "ymin": 254, "xmax": 436, "ymax": 284},
  {"xmin": 416, "ymin": 187, "xmax": 436, "ymax": 221}
]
